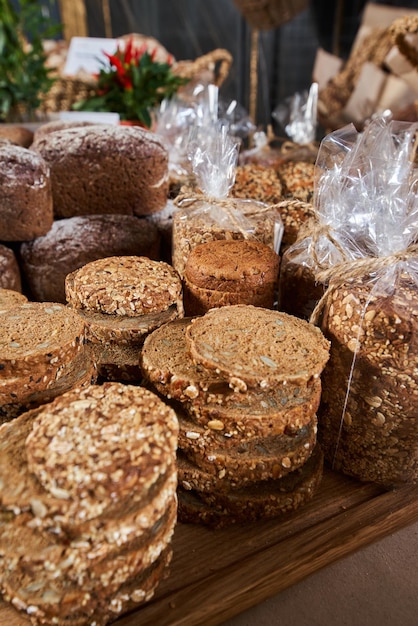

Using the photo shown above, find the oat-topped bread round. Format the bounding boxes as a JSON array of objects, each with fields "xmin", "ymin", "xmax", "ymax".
[
  {"xmin": 0, "ymin": 288, "xmax": 27, "ymax": 311},
  {"xmin": 19, "ymin": 214, "xmax": 161, "ymax": 303},
  {"xmin": 23, "ymin": 383, "xmax": 178, "ymax": 522},
  {"xmin": 0, "ymin": 301, "xmax": 87, "ymax": 379},
  {"xmin": 66, "ymin": 255, "xmax": 183, "ymax": 317},
  {"xmin": 0, "ymin": 244, "xmax": 22, "ymax": 292},
  {"xmin": 0, "ymin": 144, "xmax": 53, "ymax": 241},
  {"xmin": 32, "ymin": 124, "xmax": 169, "ymax": 218},
  {"xmin": 185, "ymin": 305, "xmax": 330, "ymax": 389}
]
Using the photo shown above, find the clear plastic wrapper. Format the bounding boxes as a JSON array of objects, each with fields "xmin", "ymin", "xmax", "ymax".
[
  {"xmin": 308, "ymin": 116, "xmax": 418, "ymax": 487},
  {"xmin": 172, "ymin": 123, "xmax": 283, "ymax": 276},
  {"xmin": 273, "ymin": 83, "xmax": 319, "ymax": 146}
]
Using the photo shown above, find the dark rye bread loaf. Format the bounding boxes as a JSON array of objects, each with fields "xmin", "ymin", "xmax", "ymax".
[
  {"xmin": 0, "ymin": 245, "xmax": 22, "ymax": 292},
  {"xmin": 177, "ymin": 445, "xmax": 323, "ymax": 528},
  {"xmin": 32, "ymin": 124, "xmax": 169, "ymax": 218},
  {"xmin": 0, "ymin": 144, "xmax": 53, "ymax": 241},
  {"xmin": 0, "ymin": 302, "xmax": 87, "ymax": 380},
  {"xmin": 183, "ymin": 239, "xmax": 280, "ymax": 314},
  {"xmin": 19, "ymin": 215, "xmax": 161, "ymax": 303},
  {"xmin": 185, "ymin": 305, "xmax": 330, "ymax": 391}
]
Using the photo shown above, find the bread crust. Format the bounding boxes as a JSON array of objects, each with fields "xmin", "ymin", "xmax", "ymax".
[{"xmin": 32, "ymin": 125, "xmax": 169, "ymax": 218}]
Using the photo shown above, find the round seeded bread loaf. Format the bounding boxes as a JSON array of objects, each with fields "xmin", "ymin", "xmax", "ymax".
[
  {"xmin": 179, "ymin": 416, "xmax": 317, "ymax": 483},
  {"xmin": 65, "ymin": 256, "xmax": 183, "ymax": 317},
  {"xmin": 0, "ymin": 144, "xmax": 53, "ymax": 241},
  {"xmin": 19, "ymin": 215, "xmax": 161, "ymax": 303},
  {"xmin": 32, "ymin": 124, "xmax": 169, "ymax": 218},
  {"xmin": 183, "ymin": 239, "xmax": 280, "ymax": 314},
  {"xmin": 185, "ymin": 305, "xmax": 330, "ymax": 390}
]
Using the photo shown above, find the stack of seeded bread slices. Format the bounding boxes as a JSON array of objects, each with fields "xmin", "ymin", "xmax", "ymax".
[
  {"xmin": 65, "ymin": 255, "xmax": 184, "ymax": 382},
  {"xmin": 0, "ymin": 300, "xmax": 97, "ymax": 422},
  {"xmin": 141, "ymin": 305, "xmax": 330, "ymax": 528},
  {"xmin": 0, "ymin": 382, "xmax": 179, "ymax": 625}
]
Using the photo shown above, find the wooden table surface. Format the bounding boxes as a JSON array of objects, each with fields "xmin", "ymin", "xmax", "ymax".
[{"xmin": 1, "ymin": 467, "xmax": 418, "ymax": 626}]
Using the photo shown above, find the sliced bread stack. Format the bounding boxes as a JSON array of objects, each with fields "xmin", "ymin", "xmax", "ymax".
[
  {"xmin": 0, "ymin": 382, "xmax": 179, "ymax": 625},
  {"xmin": 65, "ymin": 255, "xmax": 184, "ymax": 382},
  {"xmin": 141, "ymin": 305, "xmax": 330, "ymax": 527},
  {"xmin": 0, "ymin": 301, "xmax": 97, "ymax": 421}
]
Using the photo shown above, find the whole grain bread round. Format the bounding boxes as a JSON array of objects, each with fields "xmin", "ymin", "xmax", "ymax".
[
  {"xmin": 179, "ymin": 415, "xmax": 317, "ymax": 483},
  {"xmin": 19, "ymin": 214, "xmax": 161, "ymax": 303},
  {"xmin": 185, "ymin": 305, "xmax": 330, "ymax": 390},
  {"xmin": 74, "ymin": 303, "xmax": 180, "ymax": 346},
  {"xmin": 184, "ymin": 239, "xmax": 280, "ymax": 292},
  {"xmin": 0, "ymin": 144, "xmax": 53, "ymax": 241},
  {"xmin": 65, "ymin": 256, "xmax": 183, "ymax": 317},
  {"xmin": 0, "ymin": 301, "xmax": 87, "ymax": 380},
  {"xmin": 31, "ymin": 124, "xmax": 169, "ymax": 218},
  {"xmin": 140, "ymin": 317, "xmax": 222, "ymax": 403},
  {"xmin": 0, "ymin": 245, "xmax": 22, "ymax": 292},
  {"xmin": 177, "ymin": 445, "xmax": 323, "ymax": 528},
  {"xmin": 183, "ymin": 277, "xmax": 277, "ymax": 315},
  {"xmin": 186, "ymin": 377, "xmax": 322, "ymax": 439},
  {"xmin": 24, "ymin": 383, "xmax": 178, "ymax": 522}
]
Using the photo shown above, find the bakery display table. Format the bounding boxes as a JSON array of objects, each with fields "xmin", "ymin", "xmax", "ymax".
[{"xmin": 1, "ymin": 466, "xmax": 417, "ymax": 625}]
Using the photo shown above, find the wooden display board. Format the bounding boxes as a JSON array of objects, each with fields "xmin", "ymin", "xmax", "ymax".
[{"xmin": 1, "ymin": 467, "xmax": 418, "ymax": 625}]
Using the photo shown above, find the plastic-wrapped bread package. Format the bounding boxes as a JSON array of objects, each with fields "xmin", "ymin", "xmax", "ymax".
[
  {"xmin": 310, "ymin": 116, "xmax": 418, "ymax": 488},
  {"xmin": 278, "ymin": 122, "xmax": 374, "ymax": 320},
  {"xmin": 171, "ymin": 122, "xmax": 284, "ymax": 276}
]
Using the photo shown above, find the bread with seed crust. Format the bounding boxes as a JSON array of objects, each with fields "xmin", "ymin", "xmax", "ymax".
[
  {"xmin": 178, "ymin": 445, "xmax": 323, "ymax": 528},
  {"xmin": 179, "ymin": 412, "xmax": 317, "ymax": 483},
  {"xmin": 19, "ymin": 214, "xmax": 161, "ymax": 303}
]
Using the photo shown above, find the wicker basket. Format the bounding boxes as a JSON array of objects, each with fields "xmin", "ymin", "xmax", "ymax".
[
  {"xmin": 39, "ymin": 47, "xmax": 233, "ymax": 115},
  {"xmin": 318, "ymin": 15, "xmax": 418, "ymax": 132},
  {"xmin": 233, "ymin": 0, "xmax": 308, "ymax": 31}
]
